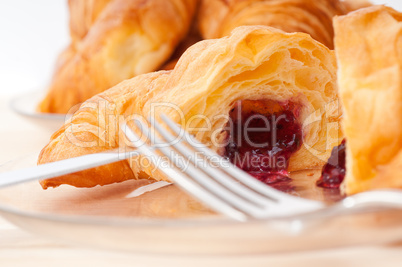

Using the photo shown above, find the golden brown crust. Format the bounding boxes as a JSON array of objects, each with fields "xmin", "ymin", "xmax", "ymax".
[
  {"xmin": 68, "ymin": 0, "xmax": 114, "ymax": 45},
  {"xmin": 38, "ymin": 0, "xmax": 199, "ymax": 114},
  {"xmin": 39, "ymin": 71, "xmax": 171, "ymax": 189},
  {"xmin": 198, "ymin": 0, "xmax": 349, "ymax": 49},
  {"xmin": 334, "ymin": 6, "xmax": 402, "ymax": 194},
  {"xmin": 343, "ymin": 0, "xmax": 372, "ymax": 13},
  {"xmin": 40, "ymin": 0, "xmax": 354, "ymax": 115},
  {"xmin": 160, "ymin": 16, "xmax": 202, "ymax": 70},
  {"xmin": 39, "ymin": 26, "xmax": 341, "ymax": 189}
]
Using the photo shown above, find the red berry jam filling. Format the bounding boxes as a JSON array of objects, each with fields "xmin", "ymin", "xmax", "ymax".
[
  {"xmin": 224, "ymin": 100, "xmax": 303, "ymax": 185},
  {"xmin": 317, "ymin": 139, "xmax": 346, "ymax": 189}
]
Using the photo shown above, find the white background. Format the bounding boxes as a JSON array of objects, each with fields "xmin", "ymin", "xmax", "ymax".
[{"xmin": 0, "ymin": 0, "xmax": 401, "ymax": 96}]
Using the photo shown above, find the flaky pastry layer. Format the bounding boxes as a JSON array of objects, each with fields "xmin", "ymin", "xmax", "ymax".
[
  {"xmin": 38, "ymin": 0, "xmax": 198, "ymax": 114},
  {"xmin": 335, "ymin": 6, "xmax": 402, "ymax": 194},
  {"xmin": 198, "ymin": 0, "xmax": 352, "ymax": 49}
]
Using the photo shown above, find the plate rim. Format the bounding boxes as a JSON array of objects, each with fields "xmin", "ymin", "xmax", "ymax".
[{"xmin": 9, "ymin": 90, "xmax": 68, "ymax": 121}]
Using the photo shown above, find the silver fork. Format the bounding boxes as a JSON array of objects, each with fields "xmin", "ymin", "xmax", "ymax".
[
  {"xmin": 122, "ymin": 115, "xmax": 325, "ymax": 222},
  {"xmin": 123, "ymin": 116, "xmax": 402, "ymax": 221},
  {"xmin": 1, "ymin": 117, "xmax": 402, "ymax": 221}
]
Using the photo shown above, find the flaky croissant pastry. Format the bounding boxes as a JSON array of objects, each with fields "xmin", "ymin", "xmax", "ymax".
[
  {"xmin": 40, "ymin": 0, "xmax": 366, "ymax": 115},
  {"xmin": 334, "ymin": 6, "xmax": 402, "ymax": 194},
  {"xmin": 38, "ymin": 26, "xmax": 342, "ymax": 189},
  {"xmin": 68, "ymin": 0, "xmax": 113, "ymax": 45},
  {"xmin": 198, "ymin": 0, "xmax": 351, "ymax": 49},
  {"xmin": 343, "ymin": 0, "xmax": 372, "ymax": 13},
  {"xmin": 38, "ymin": 0, "xmax": 198, "ymax": 114}
]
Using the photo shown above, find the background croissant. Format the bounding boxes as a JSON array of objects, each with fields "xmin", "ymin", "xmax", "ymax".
[
  {"xmin": 198, "ymin": 0, "xmax": 357, "ymax": 49},
  {"xmin": 38, "ymin": 0, "xmax": 366, "ymax": 115},
  {"xmin": 68, "ymin": 0, "xmax": 114, "ymax": 45},
  {"xmin": 38, "ymin": 0, "xmax": 199, "ymax": 114}
]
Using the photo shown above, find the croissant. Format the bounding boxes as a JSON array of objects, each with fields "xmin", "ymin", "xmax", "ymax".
[
  {"xmin": 332, "ymin": 6, "xmax": 402, "ymax": 195},
  {"xmin": 40, "ymin": 0, "xmax": 361, "ymax": 115},
  {"xmin": 160, "ymin": 18, "xmax": 202, "ymax": 71},
  {"xmin": 68, "ymin": 0, "xmax": 114, "ymax": 45},
  {"xmin": 343, "ymin": 0, "xmax": 372, "ymax": 12},
  {"xmin": 38, "ymin": 0, "xmax": 199, "ymax": 114},
  {"xmin": 38, "ymin": 26, "xmax": 341, "ymax": 189},
  {"xmin": 197, "ymin": 0, "xmax": 350, "ymax": 49}
]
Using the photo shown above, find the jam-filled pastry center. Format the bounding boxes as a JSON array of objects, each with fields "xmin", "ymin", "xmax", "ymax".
[{"xmin": 224, "ymin": 100, "xmax": 302, "ymax": 184}]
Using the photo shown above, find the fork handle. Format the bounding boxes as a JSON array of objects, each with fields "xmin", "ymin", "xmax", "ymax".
[
  {"xmin": 297, "ymin": 190, "xmax": 402, "ymax": 221},
  {"xmin": 338, "ymin": 190, "xmax": 402, "ymax": 213},
  {"xmin": 0, "ymin": 151, "xmax": 139, "ymax": 189}
]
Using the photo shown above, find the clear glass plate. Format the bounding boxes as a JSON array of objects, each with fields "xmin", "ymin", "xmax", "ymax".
[
  {"xmin": 10, "ymin": 90, "xmax": 66, "ymax": 120},
  {"xmin": 1, "ymin": 153, "xmax": 402, "ymax": 255},
  {"xmin": 9, "ymin": 90, "xmax": 72, "ymax": 131}
]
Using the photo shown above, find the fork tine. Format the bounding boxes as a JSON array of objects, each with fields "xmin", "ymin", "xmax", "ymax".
[
  {"xmin": 159, "ymin": 114, "xmax": 297, "ymax": 201},
  {"xmin": 151, "ymin": 118, "xmax": 275, "ymax": 207},
  {"xmin": 161, "ymin": 115, "xmax": 325, "ymax": 216},
  {"xmin": 137, "ymin": 120, "xmax": 272, "ymax": 218},
  {"xmin": 122, "ymin": 123, "xmax": 249, "ymax": 221}
]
